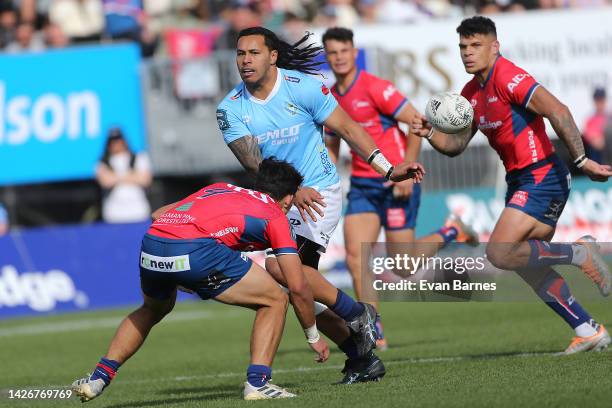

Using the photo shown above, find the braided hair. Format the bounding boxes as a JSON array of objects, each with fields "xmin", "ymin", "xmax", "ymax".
[{"xmin": 237, "ymin": 26, "xmax": 324, "ymax": 75}]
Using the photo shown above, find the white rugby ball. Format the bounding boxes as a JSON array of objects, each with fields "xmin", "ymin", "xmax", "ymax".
[{"xmin": 425, "ymin": 92, "xmax": 473, "ymax": 134}]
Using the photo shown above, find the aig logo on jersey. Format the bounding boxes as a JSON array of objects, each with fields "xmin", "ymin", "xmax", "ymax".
[{"xmin": 507, "ymin": 74, "xmax": 530, "ymax": 93}]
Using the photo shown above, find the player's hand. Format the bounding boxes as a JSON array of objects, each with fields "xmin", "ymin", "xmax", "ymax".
[
  {"xmin": 581, "ymin": 159, "xmax": 612, "ymax": 182},
  {"xmin": 389, "ymin": 161, "xmax": 425, "ymax": 183},
  {"xmin": 410, "ymin": 113, "xmax": 433, "ymax": 138},
  {"xmin": 293, "ymin": 187, "xmax": 326, "ymax": 222},
  {"xmin": 392, "ymin": 178, "xmax": 414, "ymax": 200},
  {"xmin": 309, "ymin": 338, "xmax": 330, "ymax": 363}
]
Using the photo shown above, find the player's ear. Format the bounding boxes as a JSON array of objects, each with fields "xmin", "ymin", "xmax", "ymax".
[
  {"xmin": 281, "ymin": 194, "xmax": 293, "ymax": 212},
  {"xmin": 270, "ymin": 49, "xmax": 278, "ymax": 66},
  {"xmin": 492, "ymin": 39, "xmax": 500, "ymax": 55}
]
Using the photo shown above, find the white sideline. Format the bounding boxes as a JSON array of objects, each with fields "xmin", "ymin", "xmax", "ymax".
[{"xmin": 0, "ymin": 310, "xmax": 241, "ymax": 337}]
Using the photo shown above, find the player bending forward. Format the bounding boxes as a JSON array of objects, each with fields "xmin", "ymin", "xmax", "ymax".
[
  {"xmin": 72, "ymin": 159, "xmax": 330, "ymax": 401},
  {"xmin": 411, "ymin": 16, "xmax": 612, "ymax": 353}
]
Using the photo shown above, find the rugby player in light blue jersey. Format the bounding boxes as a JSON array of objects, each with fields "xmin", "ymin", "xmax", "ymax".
[{"xmin": 217, "ymin": 26, "xmax": 425, "ymax": 384}]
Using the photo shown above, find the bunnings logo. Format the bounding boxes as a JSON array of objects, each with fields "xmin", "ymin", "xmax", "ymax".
[{"xmin": 140, "ymin": 252, "xmax": 191, "ymax": 272}]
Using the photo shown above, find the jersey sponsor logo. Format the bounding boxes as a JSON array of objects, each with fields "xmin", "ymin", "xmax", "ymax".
[
  {"xmin": 216, "ymin": 109, "xmax": 230, "ymax": 131},
  {"xmin": 386, "ymin": 208, "xmax": 406, "ymax": 229},
  {"xmin": 507, "ymin": 73, "xmax": 530, "ymax": 93},
  {"xmin": 284, "ymin": 75, "xmax": 301, "ymax": 83},
  {"xmin": 289, "ymin": 218, "xmax": 302, "ymax": 226},
  {"xmin": 509, "ymin": 190, "xmax": 529, "ymax": 207},
  {"xmin": 175, "ymin": 202, "xmax": 193, "ymax": 211},
  {"xmin": 527, "ymin": 130, "xmax": 538, "ymax": 163},
  {"xmin": 0, "ymin": 265, "xmax": 88, "ymax": 312},
  {"xmin": 230, "ymin": 89, "xmax": 243, "ymax": 100},
  {"xmin": 478, "ymin": 116, "xmax": 502, "ymax": 130},
  {"xmin": 256, "ymin": 122, "xmax": 305, "ymax": 145},
  {"xmin": 285, "ymin": 102, "xmax": 298, "ymax": 116},
  {"xmin": 383, "ymin": 84, "xmax": 397, "ymax": 101},
  {"xmin": 487, "ymin": 96, "xmax": 498, "ymax": 103},
  {"xmin": 140, "ymin": 252, "xmax": 191, "ymax": 272},
  {"xmin": 210, "ymin": 226, "xmax": 239, "ymax": 238},
  {"xmin": 321, "ymin": 84, "xmax": 330, "ymax": 95},
  {"xmin": 352, "ymin": 100, "xmax": 370, "ymax": 110}
]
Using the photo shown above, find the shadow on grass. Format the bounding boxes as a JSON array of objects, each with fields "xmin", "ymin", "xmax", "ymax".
[
  {"xmin": 383, "ymin": 349, "xmax": 561, "ymax": 365},
  {"xmin": 106, "ymin": 383, "xmax": 238, "ymax": 407}
]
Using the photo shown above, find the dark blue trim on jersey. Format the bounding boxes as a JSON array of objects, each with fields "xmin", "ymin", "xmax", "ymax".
[
  {"xmin": 522, "ymin": 83, "xmax": 540, "ymax": 108},
  {"xmin": 392, "ymin": 98, "xmax": 408, "ymax": 118},
  {"xmin": 273, "ymin": 247, "xmax": 299, "ymax": 255},
  {"xmin": 511, "ymin": 104, "xmax": 536, "ymax": 138},
  {"xmin": 239, "ymin": 215, "xmax": 269, "ymax": 244},
  {"xmin": 334, "ymin": 69, "xmax": 361, "ymax": 97},
  {"xmin": 379, "ymin": 113, "xmax": 396, "ymax": 132},
  {"xmin": 480, "ymin": 55, "xmax": 501, "ymax": 88},
  {"xmin": 144, "ymin": 234, "xmax": 216, "ymax": 244}
]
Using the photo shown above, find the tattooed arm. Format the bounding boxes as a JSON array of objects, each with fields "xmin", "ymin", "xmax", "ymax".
[
  {"xmin": 527, "ymin": 86, "xmax": 612, "ymax": 181},
  {"xmin": 227, "ymin": 135, "xmax": 263, "ymax": 176}
]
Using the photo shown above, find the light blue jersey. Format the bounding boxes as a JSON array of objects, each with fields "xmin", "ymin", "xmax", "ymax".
[{"xmin": 217, "ymin": 68, "xmax": 340, "ymax": 189}]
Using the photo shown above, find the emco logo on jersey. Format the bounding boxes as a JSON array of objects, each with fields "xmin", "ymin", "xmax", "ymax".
[
  {"xmin": 256, "ymin": 122, "xmax": 305, "ymax": 145},
  {"xmin": 507, "ymin": 74, "xmax": 530, "ymax": 93}
]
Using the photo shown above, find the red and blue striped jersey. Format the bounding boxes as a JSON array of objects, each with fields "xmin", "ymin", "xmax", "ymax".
[
  {"xmin": 461, "ymin": 56, "xmax": 554, "ymax": 172},
  {"xmin": 330, "ymin": 69, "xmax": 409, "ymax": 178},
  {"xmin": 148, "ymin": 183, "xmax": 297, "ymax": 255}
]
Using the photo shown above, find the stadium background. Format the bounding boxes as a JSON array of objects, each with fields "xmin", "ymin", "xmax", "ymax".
[{"xmin": 0, "ymin": 1, "xmax": 611, "ymax": 406}]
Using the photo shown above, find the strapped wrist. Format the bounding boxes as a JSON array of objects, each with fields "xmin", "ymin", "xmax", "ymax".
[{"xmin": 304, "ymin": 324, "xmax": 320, "ymax": 344}]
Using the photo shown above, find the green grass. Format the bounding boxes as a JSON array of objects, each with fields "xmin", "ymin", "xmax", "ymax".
[{"xmin": 1, "ymin": 298, "xmax": 611, "ymax": 408}]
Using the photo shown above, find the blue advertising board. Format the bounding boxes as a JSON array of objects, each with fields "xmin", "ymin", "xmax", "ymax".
[
  {"xmin": 0, "ymin": 222, "xmax": 165, "ymax": 319},
  {"xmin": 0, "ymin": 44, "xmax": 146, "ymax": 185}
]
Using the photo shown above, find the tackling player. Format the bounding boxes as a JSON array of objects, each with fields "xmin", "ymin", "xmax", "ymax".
[
  {"xmin": 71, "ymin": 159, "xmax": 329, "ymax": 401},
  {"xmin": 411, "ymin": 16, "xmax": 612, "ymax": 353},
  {"xmin": 216, "ymin": 26, "xmax": 425, "ymax": 383},
  {"xmin": 322, "ymin": 27, "xmax": 479, "ymax": 350}
]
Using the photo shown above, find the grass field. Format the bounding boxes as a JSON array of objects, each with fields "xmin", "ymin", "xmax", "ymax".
[{"xmin": 1, "ymin": 288, "xmax": 611, "ymax": 408}]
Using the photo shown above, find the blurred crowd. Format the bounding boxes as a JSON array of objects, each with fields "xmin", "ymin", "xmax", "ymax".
[{"xmin": 1, "ymin": 0, "xmax": 611, "ymax": 57}]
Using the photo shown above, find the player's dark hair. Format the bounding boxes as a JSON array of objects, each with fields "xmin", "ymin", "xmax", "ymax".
[
  {"xmin": 237, "ymin": 26, "xmax": 324, "ymax": 75},
  {"xmin": 321, "ymin": 27, "xmax": 354, "ymax": 46},
  {"xmin": 456, "ymin": 16, "xmax": 497, "ymax": 38},
  {"xmin": 255, "ymin": 157, "xmax": 303, "ymax": 201}
]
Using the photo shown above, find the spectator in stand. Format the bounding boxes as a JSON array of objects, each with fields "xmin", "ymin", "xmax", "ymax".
[
  {"xmin": 214, "ymin": 0, "xmax": 261, "ymax": 50},
  {"xmin": 0, "ymin": 1, "xmax": 17, "ymax": 48},
  {"xmin": 16, "ymin": 0, "xmax": 50, "ymax": 29},
  {"xmin": 582, "ymin": 87, "xmax": 609, "ymax": 165},
  {"xmin": 0, "ymin": 202, "xmax": 8, "ymax": 236},
  {"xmin": 48, "ymin": 0, "xmax": 103, "ymax": 43},
  {"xmin": 96, "ymin": 127, "xmax": 153, "ymax": 224},
  {"xmin": 43, "ymin": 18, "xmax": 70, "ymax": 48},
  {"xmin": 5, "ymin": 19, "xmax": 45, "ymax": 52},
  {"xmin": 103, "ymin": 0, "xmax": 158, "ymax": 57}
]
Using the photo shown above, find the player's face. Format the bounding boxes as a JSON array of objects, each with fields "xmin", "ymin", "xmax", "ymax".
[
  {"xmin": 458, "ymin": 34, "xmax": 499, "ymax": 76},
  {"xmin": 236, "ymin": 35, "xmax": 278, "ymax": 86},
  {"xmin": 324, "ymin": 39, "xmax": 357, "ymax": 76}
]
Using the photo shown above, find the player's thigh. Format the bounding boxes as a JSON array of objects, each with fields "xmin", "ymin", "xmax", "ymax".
[
  {"xmin": 344, "ymin": 213, "xmax": 381, "ymax": 258},
  {"xmin": 385, "ymin": 228, "xmax": 415, "ymax": 244},
  {"xmin": 489, "ymin": 207, "xmax": 555, "ymax": 243},
  {"xmin": 215, "ymin": 261, "xmax": 288, "ymax": 310}
]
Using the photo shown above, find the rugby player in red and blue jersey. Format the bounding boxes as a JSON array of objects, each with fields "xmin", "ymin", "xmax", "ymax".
[
  {"xmin": 72, "ymin": 159, "xmax": 329, "ymax": 401},
  {"xmin": 411, "ymin": 16, "xmax": 612, "ymax": 354},
  {"xmin": 322, "ymin": 27, "xmax": 478, "ymax": 350}
]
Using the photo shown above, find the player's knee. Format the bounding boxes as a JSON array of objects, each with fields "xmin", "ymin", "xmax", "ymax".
[
  {"xmin": 485, "ymin": 245, "xmax": 511, "ymax": 269},
  {"xmin": 274, "ymin": 289, "xmax": 289, "ymax": 311},
  {"xmin": 142, "ymin": 297, "xmax": 174, "ymax": 323},
  {"xmin": 345, "ymin": 249, "xmax": 360, "ymax": 275}
]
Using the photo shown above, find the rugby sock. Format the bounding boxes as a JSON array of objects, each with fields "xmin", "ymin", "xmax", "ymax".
[
  {"xmin": 90, "ymin": 357, "xmax": 120, "ymax": 385},
  {"xmin": 331, "ymin": 290, "xmax": 365, "ymax": 321},
  {"xmin": 247, "ymin": 364, "xmax": 272, "ymax": 388},
  {"xmin": 338, "ymin": 337, "xmax": 359, "ymax": 359},
  {"xmin": 527, "ymin": 241, "xmax": 574, "ymax": 267},
  {"xmin": 436, "ymin": 226, "xmax": 458, "ymax": 245},
  {"xmin": 534, "ymin": 269, "xmax": 595, "ymax": 334}
]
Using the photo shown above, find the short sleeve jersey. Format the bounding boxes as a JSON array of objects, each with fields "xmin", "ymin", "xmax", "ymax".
[
  {"xmin": 148, "ymin": 183, "xmax": 297, "ymax": 255},
  {"xmin": 217, "ymin": 68, "xmax": 340, "ymax": 189},
  {"xmin": 330, "ymin": 69, "xmax": 409, "ymax": 178},
  {"xmin": 461, "ymin": 56, "xmax": 553, "ymax": 172}
]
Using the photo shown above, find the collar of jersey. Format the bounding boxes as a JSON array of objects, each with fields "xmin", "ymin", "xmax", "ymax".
[
  {"xmin": 244, "ymin": 68, "xmax": 282, "ymax": 105},
  {"xmin": 480, "ymin": 54, "xmax": 502, "ymax": 88},
  {"xmin": 334, "ymin": 68, "xmax": 361, "ymax": 97}
]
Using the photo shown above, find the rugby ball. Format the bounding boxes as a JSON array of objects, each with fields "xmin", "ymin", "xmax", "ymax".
[{"xmin": 425, "ymin": 92, "xmax": 473, "ymax": 134}]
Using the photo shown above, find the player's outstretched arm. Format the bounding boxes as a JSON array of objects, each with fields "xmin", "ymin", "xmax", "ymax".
[
  {"xmin": 324, "ymin": 106, "xmax": 425, "ymax": 182},
  {"xmin": 527, "ymin": 86, "xmax": 612, "ymax": 182},
  {"xmin": 276, "ymin": 254, "xmax": 330, "ymax": 363},
  {"xmin": 227, "ymin": 135, "xmax": 263, "ymax": 175},
  {"xmin": 410, "ymin": 113, "xmax": 475, "ymax": 157}
]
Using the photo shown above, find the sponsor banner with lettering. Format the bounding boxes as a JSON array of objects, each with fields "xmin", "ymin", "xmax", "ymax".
[
  {"xmin": 0, "ymin": 44, "xmax": 146, "ymax": 186},
  {"xmin": 0, "ymin": 222, "xmax": 193, "ymax": 319},
  {"xmin": 313, "ymin": 8, "xmax": 612, "ymax": 135}
]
